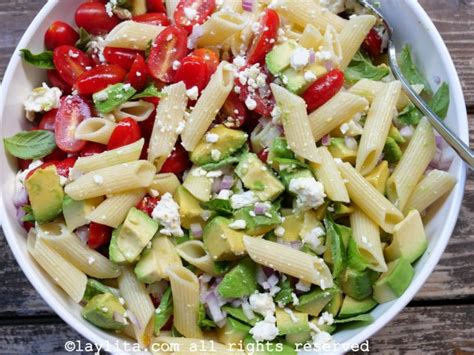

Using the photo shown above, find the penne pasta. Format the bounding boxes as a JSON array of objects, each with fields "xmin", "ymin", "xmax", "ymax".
[
  {"xmin": 348, "ymin": 79, "xmax": 411, "ymax": 111},
  {"xmin": 148, "ymin": 173, "xmax": 181, "ymax": 197},
  {"xmin": 176, "ymin": 240, "xmax": 217, "ymax": 275},
  {"xmin": 229, "ymin": 10, "xmax": 259, "ymax": 56},
  {"xmin": 182, "ymin": 167, "xmax": 213, "ymax": 202},
  {"xmin": 113, "ymin": 100, "xmax": 155, "ymax": 122},
  {"xmin": 197, "ymin": 11, "xmax": 247, "ymax": 47},
  {"xmin": 339, "ymin": 15, "xmax": 377, "ymax": 69},
  {"xmin": 221, "ymin": 0, "xmax": 243, "ymax": 12},
  {"xmin": 299, "ymin": 24, "xmax": 324, "ymax": 51},
  {"xmin": 105, "ymin": 21, "xmax": 164, "ymax": 50},
  {"xmin": 75, "ymin": 117, "xmax": 116, "ymax": 145}
]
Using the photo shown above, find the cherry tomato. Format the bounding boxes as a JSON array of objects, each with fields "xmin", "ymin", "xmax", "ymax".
[
  {"xmin": 191, "ymin": 48, "xmax": 219, "ymax": 75},
  {"xmin": 25, "ymin": 157, "xmax": 76, "ymax": 180},
  {"xmin": 174, "ymin": 0, "xmax": 216, "ymax": 32},
  {"xmin": 38, "ymin": 110, "xmax": 58, "ymax": 131},
  {"xmin": 18, "ymin": 158, "xmax": 32, "ymax": 171},
  {"xmin": 143, "ymin": 96, "xmax": 160, "ymax": 107},
  {"xmin": 147, "ymin": 25, "xmax": 188, "ymax": 83},
  {"xmin": 139, "ymin": 116, "xmax": 156, "ymax": 141},
  {"xmin": 160, "ymin": 144, "xmax": 190, "ymax": 174},
  {"xmin": 136, "ymin": 196, "xmax": 160, "ymax": 216},
  {"xmin": 146, "ymin": 0, "xmax": 166, "ymax": 13},
  {"xmin": 23, "ymin": 221, "xmax": 35, "ymax": 232},
  {"xmin": 219, "ymin": 91, "xmax": 248, "ymax": 128},
  {"xmin": 103, "ymin": 47, "xmax": 143, "ymax": 71},
  {"xmin": 75, "ymin": 2, "xmax": 120, "ymax": 35},
  {"xmin": 55, "ymin": 95, "xmax": 91, "ymax": 152},
  {"xmin": 53, "ymin": 45, "xmax": 93, "ymax": 86},
  {"xmin": 47, "ymin": 70, "xmax": 72, "ymax": 94},
  {"xmin": 43, "ymin": 147, "xmax": 67, "ymax": 162},
  {"xmin": 75, "ymin": 64, "xmax": 127, "ymax": 95},
  {"xmin": 88, "ymin": 222, "xmax": 112, "ymax": 249},
  {"xmin": 302, "ymin": 69, "xmax": 345, "ymax": 113},
  {"xmin": 363, "ymin": 28, "xmax": 383, "ymax": 58},
  {"xmin": 80, "ymin": 142, "xmax": 106, "ymax": 157},
  {"xmin": 247, "ymin": 9, "xmax": 280, "ymax": 65},
  {"xmin": 174, "ymin": 55, "xmax": 209, "ymax": 91},
  {"xmin": 133, "ymin": 13, "xmax": 170, "ymax": 26},
  {"xmin": 44, "ymin": 21, "xmax": 79, "ymax": 50},
  {"xmin": 257, "ymin": 149, "xmax": 269, "ymax": 163},
  {"xmin": 107, "ymin": 118, "xmax": 142, "ymax": 150},
  {"xmin": 128, "ymin": 54, "xmax": 149, "ymax": 91}
]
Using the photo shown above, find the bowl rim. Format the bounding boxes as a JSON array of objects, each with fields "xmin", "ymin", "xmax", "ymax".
[{"xmin": 0, "ymin": 0, "xmax": 468, "ymax": 353}]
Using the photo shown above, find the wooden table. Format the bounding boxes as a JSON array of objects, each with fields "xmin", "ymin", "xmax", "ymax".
[{"xmin": 0, "ymin": 1, "xmax": 473, "ymax": 353}]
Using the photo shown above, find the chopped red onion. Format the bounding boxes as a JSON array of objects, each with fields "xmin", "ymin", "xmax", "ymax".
[
  {"xmin": 308, "ymin": 50, "xmax": 316, "ymax": 64},
  {"xmin": 344, "ymin": 136, "xmax": 358, "ymax": 151},
  {"xmin": 262, "ymin": 267, "xmax": 274, "ymax": 277},
  {"xmin": 211, "ymin": 176, "xmax": 223, "ymax": 193},
  {"xmin": 205, "ymin": 291, "xmax": 226, "ymax": 323},
  {"xmin": 75, "ymin": 226, "xmax": 89, "ymax": 245},
  {"xmin": 13, "ymin": 186, "xmax": 28, "ymax": 208},
  {"xmin": 242, "ymin": 0, "xmax": 255, "ymax": 12},
  {"xmin": 435, "ymin": 134, "xmax": 444, "ymax": 148},
  {"xmin": 219, "ymin": 175, "xmax": 234, "ymax": 190},
  {"xmin": 266, "ymin": 274, "xmax": 279, "ymax": 289},
  {"xmin": 113, "ymin": 311, "xmax": 127, "ymax": 325},
  {"xmin": 231, "ymin": 299, "xmax": 243, "ymax": 308},
  {"xmin": 399, "ymin": 125, "xmax": 414, "ymax": 139},
  {"xmin": 325, "ymin": 61, "xmax": 334, "ymax": 71},
  {"xmin": 321, "ymin": 134, "xmax": 331, "ymax": 146},
  {"xmin": 190, "ymin": 223, "xmax": 203, "ymax": 238},
  {"xmin": 254, "ymin": 202, "xmax": 270, "ymax": 215},
  {"xmin": 15, "ymin": 207, "xmax": 26, "ymax": 225}
]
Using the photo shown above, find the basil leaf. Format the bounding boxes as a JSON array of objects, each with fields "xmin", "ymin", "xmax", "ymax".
[
  {"xmin": 213, "ymin": 260, "xmax": 231, "ymax": 274},
  {"xmin": 132, "ymin": 84, "xmax": 165, "ymax": 100},
  {"xmin": 399, "ymin": 45, "xmax": 433, "ymax": 95},
  {"xmin": 345, "ymin": 51, "xmax": 390, "ymax": 83},
  {"xmin": 198, "ymin": 304, "xmax": 217, "ymax": 330},
  {"xmin": 82, "ymin": 279, "xmax": 114, "ymax": 302},
  {"xmin": 397, "ymin": 103, "xmax": 423, "ymax": 126},
  {"xmin": 3, "ymin": 130, "xmax": 56, "ymax": 160},
  {"xmin": 201, "ymin": 145, "xmax": 249, "ymax": 171},
  {"xmin": 93, "ymin": 83, "xmax": 137, "ymax": 113},
  {"xmin": 201, "ymin": 199, "xmax": 233, "ymax": 217},
  {"xmin": 21, "ymin": 205, "xmax": 35, "ymax": 222},
  {"xmin": 430, "ymin": 82, "xmax": 450, "ymax": 119},
  {"xmin": 20, "ymin": 49, "xmax": 55, "ymax": 69},
  {"xmin": 153, "ymin": 286, "xmax": 173, "ymax": 335},
  {"xmin": 75, "ymin": 28, "xmax": 92, "ymax": 52}
]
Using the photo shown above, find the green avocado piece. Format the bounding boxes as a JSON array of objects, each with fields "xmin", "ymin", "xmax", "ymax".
[
  {"xmin": 217, "ymin": 257, "xmax": 257, "ymax": 298},
  {"xmin": 221, "ymin": 306, "xmax": 262, "ymax": 326},
  {"xmin": 81, "ymin": 293, "xmax": 127, "ymax": 330},
  {"xmin": 338, "ymin": 296, "xmax": 378, "ymax": 319},
  {"xmin": 109, "ymin": 227, "xmax": 127, "ymax": 265},
  {"xmin": 24, "ymin": 165, "xmax": 63, "ymax": 223},
  {"xmin": 372, "ymin": 258, "xmax": 414, "ymax": 303},
  {"xmin": 323, "ymin": 218, "xmax": 346, "ymax": 279},
  {"xmin": 341, "ymin": 268, "xmax": 373, "ymax": 301},
  {"xmin": 63, "ymin": 195, "xmax": 103, "ymax": 231},
  {"xmin": 269, "ymin": 138, "xmax": 295, "ymax": 161},
  {"xmin": 332, "ymin": 202, "xmax": 354, "ymax": 220},
  {"xmin": 388, "ymin": 125, "xmax": 406, "ymax": 144},
  {"xmin": 295, "ymin": 287, "xmax": 338, "ymax": 317},
  {"xmin": 190, "ymin": 125, "xmax": 248, "ymax": 166},
  {"xmin": 282, "ymin": 67, "xmax": 309, "ymax": 94},
  {"xmin": 82, "ymin": 279, "xmax": 114, "ymax": 302},
  {"xmin": 233, "ymin": 205, "xmax": 281, "ymax": 236},
  {"xmin": 203, "ymin": 216, "xmax": 246, "ymax": 261},
  {"xmin": 285, "ymin": 331, "xmax": 312, "ymax": 345},
  {"xmin": 217, "ymin": 317, "xmax": 251, "ymax": 345},
  {"xmin": 274, "ymin": 277, "xmax": 294, "ymax": 307},
  {"xmin": 265, "ymin": 40, "xmax": 299, "ymax": 75},
  {"xmin": 347, "ymin": 237, "xmax": 373, "ymax": 272},
  {"xmin": 383, "ymin": 137, "xmax": 403, "ymax": 163},
  {"xmin": 328, "ymin": 138, "xmax": 357, "ymax": 164},
  {"xmin": 276, "ymin": 308, "xmax": 310, "ymax": 335},
  {"xmin": 174, "ymin": 185, "xmax": 204, "ymax": 229},
  {"xmin": 322, "ymin": 288, "xmax": 344, "ymax": 317}
]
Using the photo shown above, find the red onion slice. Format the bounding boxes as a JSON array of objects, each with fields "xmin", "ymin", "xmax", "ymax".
[
  {"xmin": 242, "ymin": 0, "xmax": 255, "ymax": 12},
  {"xmin": 205, "ymin": 291, "xmax": 226, "ymax": 323},
  {"xmin": 75, "ymin": 226, "xmax": 90, "ymax": 245},
  {"xmin": 219, "ymin": 175, "xmax": 234, "ymax": 190},
  {"xmin": 13, "ymin": 186, "xmax": 28, "ymax": 208},
  {"xmin": 190, "ymin": 223, "xmax": 203, "ymax": 238},
  {"xmin": 15, "ymin": 207, "xmax": 26, "ymax": 225},
  {"xmin": 321, "ymin": 134, "xmax": 331, "ymax": 146},
  {"xmin": 254, "ymin": 202, "xmax": 270, "ymax": 215}
]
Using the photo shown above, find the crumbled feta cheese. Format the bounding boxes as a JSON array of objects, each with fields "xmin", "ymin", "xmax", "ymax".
[
  {"xmin": 295, "ymin": 279, "xmax": 311, "ymax": 292},
  {"xmin": 172, "ymin": 60, "xmax": 182, "ymax": 70},
  {"xmin": 228, "ymin": 219, "xmax": 247, "ymax": 230},
  {"xmin": 87, "ymin": 36, "xmax": 107, "ymax": 63},
  {"xmin": 233, "ymin": 55, "xmax": 246, "ymax": 68},
  {"xmin": 186, "ymin": 86, "xmax": 199, "ymax": 100},
  {"xmin": 340, "ymin": 123, "xmax": 350, "ymax": 134},
  {"xmin": 304, "ymin": 70, "xmax": 317, "ymax": 82},
  {"xmin": 319, "ymin": 0, "xmax": 345, "ymax": 13},
  {"xmin": 205, "ymin": 132, "xmax": 219, "ymax": 143},
  {"xmin": 184, "ymin": 7, "xmax": 198, "ymax": 20},
  {"xmin": 271, "ymin": 106, "xmax": 282, "ymax": 124},
  {"xmin": 249, "ymin": 315, "xmax": 279, "ymax": 342},
  {"xmin": 290, "ymin": 47, "xmax": 310, "ymax": 71},
  {"xmin": 315, "ymin": 50, "xmax": 333, "ymax": 62},
  {"xmin": 206, "ymin": 170, "xmax": 223, "ymax": 178},
  {"xmin": 249, "ymin": 293, "xmax": 275, "ymax": 317},
  {"xmin": 289, "ymin": 177, "xmax": 326, "ymax": 211},
  {"xmin": 230, "ymin": 191, "xmax": 258, "ymax": 209},
  {"xmin": 284, "ymin": 308, "xmax": 299, "ymax": 323},
  {"xmin": 245, "ymin": 96, "xmax": 257, "ymax": 111},
  {"xmin": 312, "ymin": 331, "xmax": 333, "ymax": 347},
  {"xmin": 217, "ymin": 189, "xmax": 233, "ymax": 200},
  {"xmin": 274, "ymin": 226, "xmax": 285, "ymax": 238},
  {"xmin": 211, "ymin": 149, "xmax": 221, "ymax": 161},
  {"xmin": 303, "ymin": 226, "xmax": 325, "ymax": 252},
  {"xmin": 176, "ymin": 121, "xmax": 185, "ymax": 134},
  {"xmin": 23, "ymin": 83, "xmax": 62, "ymax": 121},
  {"xmin": 291, "ymin": 292, "xmax": 299, "ymax": 306},
  {"xmin": 318, "ymin": 311, "xmax": 334, "ymax": 326},
  {"xmin": 94, "ymin": 91, "xmax": 109, "ymax": 102},
  {"xmin": 93, "ymin": 175, "xmax": 104, "ymax": 185},
  {"xmin": 152, "ymin": 193, "xmax": 184, "ymax": 237}
]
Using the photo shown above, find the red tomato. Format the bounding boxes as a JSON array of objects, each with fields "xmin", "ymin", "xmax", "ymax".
[
  {"xmin": 257, "ymin": 149, "xmax": 269, "ymax": 163},
  {"xmin": 25, "ymin": 157, "xmax": 76, "ymax": 180},
  {"xmin": 75, "ymin": 2, "xmax": 120, "ymax": 35},
  {"xmin": 133, "ymin": 13, "xmax": 170, "ymax": 26},
  {"xmin": 53, "ymin": 45, "xmax": 93, "ymax": 86},
  {"xmin": 174, "ymin": 0, "xmax": 216, "ymax": 32},
  {"xmin": 146, "ymin": 0, "xmax": 166, "ymax": 13},
  {"xmin": 18, "ymin": 158, "xmax": 32, "ymax": 171},
  {"xmin": 55, "ymin": 95, "xmax": 91, "ymax": 152},
  {"xmin": 103, "ymin": 47, "xmax": 143, "ymax": 71},
  {"xmin": 75, "ymin": 64, "xmax": 127, "ymax": 95},
  {"xmin": 136, "ymin": 196, "xmax": 160, "ymax": 216},
  {"xmin": 80, "ymin": 142, "xmax": 106, "ymax": 157},
  {"xmin": 174, "ymin": 55, "xmax": 209, "ymax": 91},
  {"xmin": 219, "ymin": 91, "xmax": 248, "ymax": 128},
  {"xmin": 128, "ymin": 54, "xmax": 149, "ymax": 91},
  {"xmin": 47, "ymin": 70, "xmax": 72, "ymax": 94},
  {"xmin": 88, "ymin": 222, "xmax": 112, "ymax": 249},
  {"xmin": 44, "ymin": 21, "xmax": 79, "ymax": 50},
  {"xmin": 302, "ymin": 69, "xmax": 345, "ymax": 113},
  {"xmin": 160, "ymin": 144, "xmax": 190, "ymax": 174},
  {"xmin": 38, "ymin": 110, "xmax": 58, "ymax": 131},
  {"xmin": 363, "ymin": 28, "xmax": 383, "ymax": 58},
  {"xmin": 191, "ymin": 48, "xmax": 219, "ymax": 74},
  {"xmin": 107, "ymin": 118, "xmax": 142, "ymax": 150},
  {"xmin": 147, "ymin": 26, "xmax": 188, "ymax": 83},
  {"xmin": 143, "ymin": 96, "xmax": 160, "ymax": 107},
  {"xmin": 247, "ymin": 9, "xmax": 279, "ymax": 65},
  {"xmin": 139, "ymin": 115, "xmax": 155, "ymax": 141},
  {"xmin": 43, "ymin": 147, "xmax": 67, "ymax": 162}
]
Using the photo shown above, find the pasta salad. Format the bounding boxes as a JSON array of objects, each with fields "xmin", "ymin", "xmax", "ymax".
[{"xmin": 4, "ymin": 0, "xmax": 457, "ymax": 353}]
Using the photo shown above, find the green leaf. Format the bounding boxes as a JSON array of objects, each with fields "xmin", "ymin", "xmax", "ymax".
[
  {"xmin": 132, "ymin": 84, "xmax": 165, "ymax": 100},
  {"xmin": 3, "ymin": 130, "xmax": 56, "ymax": 160},
  {"xmin": 399, "ymin": 45, "xmax": 433, "ymax": 95},
  {"xmin": 200, "ymin": 145, "xmax": 249, "ymax": 171},
  {"xmin": 198, "ymin": 304, "xmax": 217, "ymax": 330},
  {"xmin": 397, "ymin": 103, "xmax": 422, "ymax": 126},
  {"xmin": 213, "ymin": 260, "xmax": 231, "ymax": 274},
  {"xmin": 274, "ymin": 277, "xmax": 294, "ymax": 307},
  {"xmin": 345, "ymin": 51, "xmax": 390, "ymax": 83},
  {"xmin": 75, "ymin": 28, "xmax": 92, "ymax": 52},
  {"xmin": 334, "ymin": 313, "xmax": 373, "ymax": 324},
  {"xmin": 323, "ymin": 217, "xmax": 346, "ymax": 279},
  {"xmin": 429, "ymin": 82, "xmax": 450, "ymax": 119},
  {"xmin": 201, "ymin": 199, "xmax": 233, "ymax": 217},
  {"xmin": 153, "ymin": 286, "xmax": 173, "ymax": 335},
  {"xmin": 93, "ymin": 83, "xmax": 137, "ymax": 113},
  {"xmin": 145, "ymin": 39, "xmax": 153, "ymax": 58},
  {"xmin": 20, "ymin": 49, "xmax": 55, "ymax": 69},
  {"xmin": 82, "ymin": 279, "xmax": 114, "ymax": 302}
]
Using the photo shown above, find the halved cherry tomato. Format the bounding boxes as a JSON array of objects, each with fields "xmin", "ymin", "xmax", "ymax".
[
  {"xmin": 43, "ymin": 147, "xmax": 67, "ymax": 162},
  {"xmin": 247, "ymin": 9, "xmax": 280, "ymax": 65},
  {"xmin": 75, "ymin": 2, "xmax": 120, "ymax": 35},
  {"xmin": 174, "ymin": 55, "xmax": 209, "ymax": 91},
  {"xmin": 107, "ymin": 118, "xmax": 142, "ymax": 150},
  {"xmin": 302, "ymin": 69, "xmax": 345, "ymax": 113},
  {"xmin": 128, "ymin": 54, "xmax": 149, "ymax": 91},
  {"xmin": 136, "ymin": 196, "xmax": 160, "ymax": 216},
  {"xmin": 44, "ymin": 21, "xmax": 79, "ymax": 50},
  {"xmin": 147, "ymin": 0, "xmax": 166, "ymax": 13},
  {"xmin": 88, "ymin": 222, "xmax": 112, "ymax": 249},
  {"xmin": 47, "ymin": 70, "xmax": 72, "ymax": 94},
  {"xmin": 38, "ymin": 109, "xmax": 58, "ymax": 131},
  {"xmin": 53, "ymin": 45, "xmax": 93, "ymax": 86},
  {"xmin": 103, "ymin": 47, "xmax": 143, "ymax": 71},
  {"xmin": 363, "ymin": 28, "xmax": 383, "ymax": 58},
  {"xmin": 55, "ymin": 95, "xmax": 91, "ymax": 152},
  {"xmin": 25, "ymin": 157, "xmax": 76, "ymax": 180},
  {"xmin": 18, "ymin": 158, "xmax": 32, "ymax": 171},
  {"xmin": 80, "ymin": 142, "xmax": 106, "ymax": 157},
  {"xmin": 75, "ymin": 64, "xmax": 127, "ymax": 95},
  {"xmin": 257, "ymin": 149, "xmax": 269, "ymax": 163},
  {"xmin": 147, "ymin": 25, "xmax": 188, "ymax": 83},
  {"xmin": 174, "ymin": 0, "xmax": 216, "ymax": 32},
  {"xmin": 219, "ymin": 91, "xmax": 248, "ymax": 128},
  {"xmin": 133, "ymin": 13, "xmax": 170, "ymax": 26},
  {"xmin": 160, "ymin": 144, "xmax": 190, "ymax": 175},
  {"xmin": 191, "ymin": 48, "xmax": 219, "ymax": 75}
]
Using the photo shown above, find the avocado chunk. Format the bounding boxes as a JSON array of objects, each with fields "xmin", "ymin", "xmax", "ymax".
[
  {"xmin": 295, "ymin": 287, "xmax": 338, "ymax": 316},
  {"xmin": 233, "ymin": 205, "xmax": 281, "ymax": 236},
  {"xmin": 276, "ymin": 308, "xmax": 310, "ymax": 335},
  {"xmin": 388, "ymin": 125, "xmax": 406, "ymax": 144},
  {"xmin": 109, "ymin": 227, "xmax": 127, "ymax": 264},
  {"xmin": 203, "ymin": 216, "xmax": 246, "ymax": 261},
  {"xmin": 265, "ymin": 40, "xmax": 299, "ymax": 75},
  {"xmin": 364, "ymin": 161, "xmax": 389, "ymax": 194},
  {"xmin": 383, "ymin": 137, "xmax": 402, "ymax": 163},
  {"xmin": 338, "ymin": 296, "xmax": 377, "ymax": 319},
  {"xmin": 323, "ymin": 218, "xmax": 346, "ymax": 279},
  {"xmin": 173, "ymin": 185, "xmax": 204, "ymax": 229},
  {"xmin": 222, "ymin": 306, "xmax": 262, "ymax": 326},
  {"xmin": 384, "ymin": 210, "xmax": 427, "ymax": 263},
  {"xmin": 280, "ymin": 213, "xmax": 304, "ymax": 241},
  {"xmin": 190, "ymin": 125, "xmax": 248, "ymax": 166},
  {"xmin": 285, "ymin": 332, "xmax": 311, "ymax": 345},
  {"xmin": 372, "ymin": 258, "xmax": 414, "ymax": 303},
  {"xmin": 341, "ymin": 268, "xmax": 373, "ymax": 301},
  {"xmin": 281, "ymin": 63, "xmax": 327, "ymax": 94},
  {"xmin": 116, "ymin": 207, "xmax": 159, "ymax": 263},
  {"xmin": 269, "ymin": 138, "xmax": 295, "ymax": 161},
  {"xmin": 63, "ymin": 195, "xmax": 103, "ymax": 231},
  {"xmin": 217, "ymin": 257, "xmax": 258, "ymax": 298},
  {"xmin": 81, "ymin": 293, "xmax": 127, "ymax": 330},
  {"xmin": 83, "ymin": 279, "xmax": 115, "ymax": 302},
  {"xmin": 217, "ymin": 317, "xmax": 251, "ymax": 345},
  {"xmin": 332, "ymin": 202, "xmax": 354, "ymax": 219},
  {"xmin": 328, "ymin": 138, "xmax": 357, "ymax": 164},
  {"xmin": 134, "ymin": 235, "xmax": 182, "ymax": 283},
  {"xmin": 25, "ymin": 165, "xmax": 63, "ymax": 223},
  {"xmin": 322, "ymin": 288, "xmax": 343, "ymax": 317},
  {"xmin": 235, "ymin": 153, "xmax": 284, "ymax": 201},
  {"xmin": 347, "ymin": 237, "xmax": 375, "ymax": 272}
]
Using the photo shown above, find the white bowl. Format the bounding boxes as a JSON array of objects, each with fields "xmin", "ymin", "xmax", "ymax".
[{"xmin": 0, "ymin": 0, "xmax": 468, "ymax": 353}]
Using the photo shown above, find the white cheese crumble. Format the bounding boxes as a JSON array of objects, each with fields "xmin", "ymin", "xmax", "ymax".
[
  {"xmin": 205, "ymin": 132, "xmax": 219, "ymax": 143},
  {"xmin": 230, "ymin": 191, "xmax": 258, "ymax": 209},
  {"xmin": 245, "ymin": 96, "xmax": 257, "ymax": 111},
  {"xmin": 304, "ymin": 70, "xmax": 317, "ymax": 82},
  {"xmin": 217, "ymin": 189, "xmax": 233, "ymax": 200},
  {"xmin": 93, "ymin": 175, "xmax": 104, "ymax": 185},
  {"xmin": 151, "ymin": 193, "xmax": 184, "ymax": 237},
  {"xmin": 249, "ymin": 315, "xmax": 279, "ymax": 342},
  {"xmin": 184, "ymin": 7, "xmax": 198, "ymax": 20},
  {"xmin": 270, "ymin": 106, "xmax": 282, "ymax": 125},
  {"xmin": 318, "ymin": 311, "xmax": 335, "ymax": 326},
  {"xmin": 172, "ymin": 60, "xmax": 182, "ymax": 70},
  {"xmin": 228, "ymin": 219, "xmax": 247, "ymax": 230},
  {"xmin": 87, "ymin": 35, "xmax": 107, "ymax": 63},
  {"xmin": 186, "ymin": 86, "xmax": 199, "ymax": 100},
  {"xmin": 295, "ymin": 279, "xmax": 312, "ymax": 292},
  {"xmin": 249, "ymin": 292, "xmax": 275, "ymax": 317},
  {"xmin": 23, "ymin": 83, "xmax": 62, "ymax": 121},
  {"xmin": 274, "ymin": 226, "xmax": 285, "ymax": 238},
  {"xmin": 289, "ymin": 177, "xmax": 326, "ymax": 211},
  {"xmin": 302, "ymin": 226, "xmax": 325, "ymax": 253},
  {"xmin": 290, "ymin": 47, "xmax": 310, "ymax": 71},
  {"xmin": 211, "ymin": 149, "xmax": 221, "ymax": 161}
]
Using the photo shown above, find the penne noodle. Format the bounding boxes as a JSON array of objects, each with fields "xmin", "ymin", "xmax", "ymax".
[
  {"xmin": 299, "ymin": 24, "xmax": 324, "ymax": 51},
  {"xmin": 176, "ymin": 241, "xmax": 217, "ymax": 275},
  {"xmin": 148, "ymin": 173, "xmax": 181, "ymax": 197},
  {"xmin": 166, "ymin": 0, "xmax": 180, "ymax": 21},
  {"xmin": 75, "ymin": 117, "xmax": 116, "ymax": 145},
  {"xmin": 197, "ymin": 11, "xmax": 247, "ymax": 47},
  {"xmin": 182, "ymin": 167, "xmax": 213, "ymax": 202},
  {"xmin": 105, "ymin": 21, "xmax": 164, "ymax": 50},
  {"xmin": 113, "ymin": 100, "xmax": 155, "ymax": 122},
  {"xmin": 348, "ymin": 79, "xmax": 411, "ymax": 111},
  {"xmin": 339, "ymin": 15, "xmax": 377, "ymax": 69}
]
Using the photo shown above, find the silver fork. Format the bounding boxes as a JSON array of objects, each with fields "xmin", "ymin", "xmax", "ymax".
[{"xmin": 357, "ymin": 0, "xmax": 474, "ymax": 168}]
